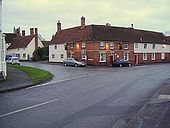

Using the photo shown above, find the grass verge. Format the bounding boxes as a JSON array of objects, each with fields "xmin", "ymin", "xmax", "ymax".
[{"xmin": 9, "ymin": 64, "xmax": 53, "ymax": 84}]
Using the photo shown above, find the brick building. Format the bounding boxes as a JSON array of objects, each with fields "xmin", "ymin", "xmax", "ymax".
[{"xmin": 50, "ymin": 17, "xmax": 170, "ymax": 65}]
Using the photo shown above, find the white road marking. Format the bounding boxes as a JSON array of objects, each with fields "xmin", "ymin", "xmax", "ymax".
[
  {"xmin": 26, "ymin": 73, "xmax": 105, "ymax": 89},
  {"xmin": 0, "ymin": 98, "xmax": 59, "ymax": 118}
]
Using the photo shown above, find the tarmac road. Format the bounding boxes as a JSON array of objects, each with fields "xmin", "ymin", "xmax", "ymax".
[{"xmin": 0, "ymin": 63, "xmax": 170, "ymax": 128}]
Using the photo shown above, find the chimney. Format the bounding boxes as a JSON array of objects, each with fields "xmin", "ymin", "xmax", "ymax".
[
  {"xmin": 131, "ymin": 24, "xmax": 134, "ymax": 28},
  {"xmin": 81, "ymin": 16, "xmax": 85, "ymax": 28},
  {"xmin": 57, "ymin": 21, "xmax": 61, "ymax": 32},
  {"xmin": 22, "ymin": 30, "xmax": 25, "ymax": 36},
  {"xmin": 30, "ymin": 28, "xmax": 34, "ymax": 35},
  {"xmin": 16, "ymin": 27, "xmax": 21, "ymax": 36},
  {"xmin": 35, "ymin": 28, "xmax": 38, "ymax": 49}
]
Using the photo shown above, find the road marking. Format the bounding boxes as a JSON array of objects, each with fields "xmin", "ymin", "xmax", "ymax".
[
  {"xmin": 0, "ymin": 98, "xmax": 59, "ymax": 118},
  {"xmin": 26, "ymin": 73, "xmax": 105, "ymax": 89}
]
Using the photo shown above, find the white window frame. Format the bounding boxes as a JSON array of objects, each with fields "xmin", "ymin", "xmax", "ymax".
[
  {"xmin": 124, "ymin": 52, "xmax": 129, "ymax": 61},
  {"xmin": 143, "ymin": 53, "xmax": 147, "ymax": 60},
  {"xmin": 99, "ymin": 52, "xmax": 106, "ymax": 62},
  {"xmin": 124, "ymin": 43, "xmax": 128, "ymax": 49},
  {"xmin": 152, "ymin": 53, "xmax": 156, "ymax": 60},
  {"xmin": 81, "ymin": 42, "xmax": 86, "ymax": 48},
  {"xmin": 110, "ymin": 51, "xmax": 114, "ymax": 61},
  {"xmin": 70, "ymin": 43, "xmax": 74, "ymax": 48},
  {"xmin": 110, "ymin": 42, "xmax": 114, "ymax": 49},
  {"xmin": 60, "ymin": 54, "xmax": 64, "ymax": 59},
  {"xmin": 152, "ymin": 44, "xmax": 156, "ymax": 49},
  {"xmin": 135, "ymin": 43, "xmax": 138, "ymax": 48},
  {"xmin": 100, "ymin": 41, "xmax": 105, "ymax": 49},
  {"xmin": 161, "ymin": 53, "xmax": 165, "ymax": 60}
]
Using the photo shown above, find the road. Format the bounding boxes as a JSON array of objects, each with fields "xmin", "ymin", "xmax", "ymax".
[{"xmin": 0, "ymin": 63, "xmax": 170, "ymax": 128}]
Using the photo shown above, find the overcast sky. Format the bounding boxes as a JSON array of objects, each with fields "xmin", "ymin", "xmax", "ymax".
[{"xmin": 2, "ymin": 0, "xmax": 170, "ymax": 40}]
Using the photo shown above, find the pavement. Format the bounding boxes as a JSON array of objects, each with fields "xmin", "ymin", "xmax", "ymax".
[
  {"xmin": 0, "ymin": 66, "xmax": 33, "ymax": 93},
  {"xmin": 124, "ymin": 79, "xmax": 170, "ymax": 128}
]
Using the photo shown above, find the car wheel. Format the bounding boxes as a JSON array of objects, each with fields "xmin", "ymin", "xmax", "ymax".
[
  {"xmin": 119, "ymin": 64, "xmax": 122, "ymax": 67},
  {"xmin": 64, "ymin": 63, "xmax": 67, "ymax": 66},
  {"xmin": 74, "ymin": 64, "xmax": 78, "ymax": 67},
  {"xmin": 128, "ymin": 63, "xmax": 131, "ymax": 67}
]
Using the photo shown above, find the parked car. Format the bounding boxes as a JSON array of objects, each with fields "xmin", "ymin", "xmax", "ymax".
[
  {"xmin": 6, "ymin": 57, "xmax": 20, "ymax": 65},
  {"xmin": 63, "ymin": 58, "xmax": 86, "ymax": 67},
  {"xmin": 111, "ymin": 59, "xmax": 132, "ymax": 67}
]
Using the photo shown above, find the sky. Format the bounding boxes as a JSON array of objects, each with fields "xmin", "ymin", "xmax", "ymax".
[{"xmin": 2, "ymin": 0, "xmax": 170, "ymax": 40}]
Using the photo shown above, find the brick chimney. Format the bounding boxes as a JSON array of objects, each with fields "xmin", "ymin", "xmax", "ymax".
[
  {"xmin": 30, "ymin": 28, "xmax": 34, "ymax": 35},
  {"xmin": 22, "ymin": 30, "xmax": 25, "ymax": 36},
  {"xmin": 16, "ymin": 27, "xmax": 21, "ymax": 36},
  {"xmin": 57, "ymin": 21, "xmax": 61, "ymax": 32},
  {"xmin": 81, "ymin": 16, "xmax": 85, "ymax": 28},
  {"xmin": 35, "ymin": 28, "xmax": 38, "ymax": 49}
]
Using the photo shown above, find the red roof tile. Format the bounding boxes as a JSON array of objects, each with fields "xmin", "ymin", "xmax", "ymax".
[
  {"xmin": 7, "ymin": 35, "xmax": 34, "ymax": 50},
  {"xmin": 42, "ymin": 41, "xmax": 51, "ymax": 47},
  {"xmin": 4, "ymin": 33, "xmax": 17, "ymax": 43},
  {"xmin": 51, "ymin": 25, "xmax": 166, "ymax": 44}
]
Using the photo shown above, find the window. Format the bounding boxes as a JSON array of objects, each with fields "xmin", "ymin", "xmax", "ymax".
[
  {"xmin": 110, "ymin": 51, "xmax": 114, "ymax": 60},
  {"xmin": 152, "ymin": 53, "xmax": 156, "ymax": 60},
  {"xmin": 100, "ymin": 42, "xmax": 105, "ymax": 49},
  {"xmin": 52, "ymin": 54, "xmax": 55, "ymax": 59},
  {"xmin": 152, "ymin": 44, "xmax": 155, "ymax": 49},
  {"xmin": 82, "ymin": 42, "xmax": 86, "ymax": 48},
  {"xmin": 118, "ymin": 43, "xmax": 122, "ymax": 50},
  {"xmin": 54, "ymin": 45, "xmax": 57, "ymax": 49},
  {"xmin": 124, "ymin": 52, "xmax": 129, "ymax": 61},
  {"xmin": 124, "ymin": 43, "xmax": 128, "ymax": 49},
  {"xmin": 144, "ymin": 44, "xmax": 147, "ymax": 49},
  {"xmin": 135, "ymin": 43, "xmax": 138, "ymax": 48},
  {"xmin": 23, "ymin": 53, "xmax": 26, "ymax": 58},
  {"xmin": 82, "ymin": 50, "xmax": 86, "ymax": 60},
  {"xmin": 17, "ymin": 48, "xmax": 19, "ymax": 51},
  {"xmin": 60, "ymin": 54, "xmax": 64, "ymax": 59},
  {"xmin": 70, "ymin": 43, "xmax": 74, "ymax": 48},
  {"xmin": 161, "ymin": 53, "xmax": 165, "ymax": 59},
  {"xmin": 110, "ymin": 42, "xmax": 114, "ymax": 49},
  {"xmin": 143, "ymin": 53, "xmax": 147, "ymax": 60},
  {"xmin": 99, "ymin": 52, "xmax": 106, "ymax": 62}
]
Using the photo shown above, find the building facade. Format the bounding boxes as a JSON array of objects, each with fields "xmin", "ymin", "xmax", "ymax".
[{"xmin": 50, "ymin": 17, "xmax": 170, "ymax": 65}]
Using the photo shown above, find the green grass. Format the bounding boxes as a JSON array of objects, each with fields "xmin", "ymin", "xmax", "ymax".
[{"xmin": 9, "ymin": 64, "xmax": 53, "ymax": 84}]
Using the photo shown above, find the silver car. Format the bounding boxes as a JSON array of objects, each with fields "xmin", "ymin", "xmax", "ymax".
[
  {"xmin": 63, "ymin": 58, "xmax": 86, "ymax": 67},
  {"xmin": 6, "ymin": 57, "xmax": 20, "ymax": 65}
]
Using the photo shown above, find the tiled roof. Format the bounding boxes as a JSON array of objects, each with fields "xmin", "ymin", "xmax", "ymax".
[
  {"xmin": 42, "ymin": 41, "xmax": 51, "ymax": 47},
  {"xmin": 51, "ymin": 25, "xmax": 166, "ymax": 44},
  {"xmin": 7, "ymin": 35, "xmax": 34, "ymax": 50},
  {"xmin": 166, "ymin": 36, "xmax": 170, "ymax": 44},
  {"xmin": 4, "ymin": 33, "xmax": 17, "ymax": 43}
]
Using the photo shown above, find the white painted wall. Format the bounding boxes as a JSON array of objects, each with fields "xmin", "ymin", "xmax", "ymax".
[
  {"xmin": 134, "ymin": 43, "xmax": 170, "ymax": 53},
  {"xmin": 7, "ymin": 37, "xmax": 43, "ymax": 60},
  {"xmin": 49, "ymin": 44, "xmax": 67, "ymax": 62}
]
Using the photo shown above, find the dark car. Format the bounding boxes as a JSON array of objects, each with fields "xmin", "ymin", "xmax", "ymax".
[
  {"xmin": 112, "ymin": 59, "xmax": 132, "ymax": 67},
  {"xmin": 63, "ymin": 58, "xmax": 86, "ymax": 67}
]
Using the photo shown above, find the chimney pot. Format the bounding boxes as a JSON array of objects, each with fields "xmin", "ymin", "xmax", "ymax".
[
  {"xmin": 57, "ymin": 21, "xmax": 61, "ymax": 31},
  {"xmin": 30, "ymin": 28, "xmax": 34, "ymax": 35},
  {"xmin": 22, "ymin": 30, "xmax": 25, "ymax": 36},
  {"xmin": 81, "ymin": 16, "xmax": 85, "ymax": 28}
]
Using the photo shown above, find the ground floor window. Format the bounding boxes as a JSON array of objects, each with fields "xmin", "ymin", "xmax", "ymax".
[
  {"xmin": 23, "ymin": 53, "xmax": 26, "ymax": 58},
  {"xmin": 60, "ymin": 54, "xmax": 64, "ymax": 59},
  {"xmin": 52, "ymin": 54, "xmax": 55, "ymax": 59},
  {"xmin": 161, "ymin": 53, "xmax": 165, "ymax": 59},
  {"xmin": 124, "ymin": 52, "xmax": 129, "ymax": 61},
  {"xmin": 152, "ymin": 53, "xmax": 156, "ymax": 60},
  {"xmin": 100, "ymin": 52, "xmax": 106, "ymax": 62},
  {"xmin": 143, "ymin": 53, "xmax": 147, "ymax": 60},
  {"xmin": 110, "ymin": 51, "xmax": 114, "ymax": 60}
]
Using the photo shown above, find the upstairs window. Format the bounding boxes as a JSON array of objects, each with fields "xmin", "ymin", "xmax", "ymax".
[
  {"xmin": 54, "ymin": 45, "xmax": 57, "ymax": 49},
  {"xmin": 152, "ymin": 44, "xmax": 156, "ymax": 49},
  {"xmin": 82, "ymin": 42, "xmax": 86, "ymax": 48},
  {"xmin": 144, "ymin": 44, "xmax": 147, "ymax": 49},
  {"xmin": 124, "ymin": 43, "xmax": 128, "ymax": 49},
  {"xmin": 135, "ymin": 43, "xmax": 138, "ymax": 48},
  {"xmin": 100, "ymin": 42, "xmax": 105, "ymax": 49},
  {"xmin": 110, "ymin": 42, "xmax": 114, "ymax": 49},
  {"xmin": 70, "ymin": 43, "xmax": 74, "ymax": 48}
]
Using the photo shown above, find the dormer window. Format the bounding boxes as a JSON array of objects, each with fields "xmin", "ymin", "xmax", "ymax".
[
  {"xmin": 144, "ymin": 44, "xmax": 147, "ymax": 49},
  {"xmin": 100, "ymin": 41, "xmax": 105, "ymax": 49},
  {"xmin": 124, "ymin": 43, "xmax": 128, "ymax": 49},
  {"xmin": 110, "ymin": 42, "xmax": 114, "ymax": 49}
]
